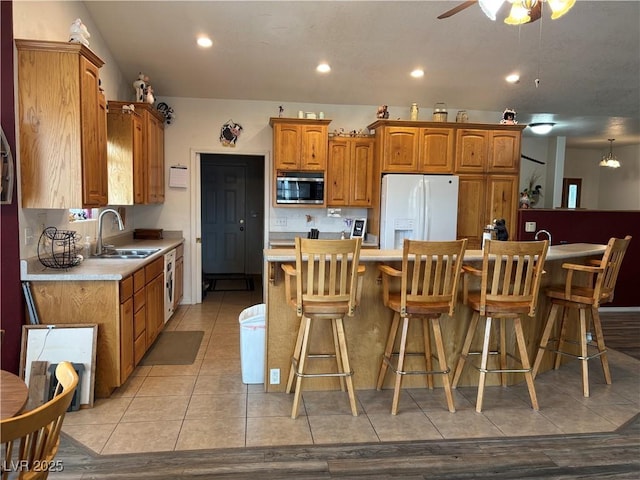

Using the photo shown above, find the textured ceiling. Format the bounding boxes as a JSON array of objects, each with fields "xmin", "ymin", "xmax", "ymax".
[{"xmin": 83, "ymin": 1, "xmax": 640, "ymax": 148}]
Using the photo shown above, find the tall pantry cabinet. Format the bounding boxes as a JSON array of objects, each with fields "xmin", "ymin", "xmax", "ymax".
[{"xmin": 15, "ymin": 40, "xmax": 108, "ymax": 208}]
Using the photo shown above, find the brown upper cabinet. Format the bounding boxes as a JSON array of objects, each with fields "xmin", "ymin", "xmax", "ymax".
[
  {"xmin": 327, "ymin": 136, "xmax": 375, "ymax": 207},
  {"xmin": 370, "ymin": 123, "xmax": 454, "ymax": 173},
  {"xmin": 455, "ymin": 128, "xmax": 489, "ymax": 173},
  {"xmin": 270, "ymin": 118, "xmax": 330, "ymax": 171},
  {"xmin": 488, "ymin": 130, "xmax": 521, "ymax": 173},
  {"xmin": 16, "ymin": 39, "xmax": 108, "ymax": 208},
  {"xmin": 455, "ymin": 127, "xmax": 522, "ymax": 173},
  {"xmin": 108, "ymin": 101, "xmax": 165, "ymax": 204}
]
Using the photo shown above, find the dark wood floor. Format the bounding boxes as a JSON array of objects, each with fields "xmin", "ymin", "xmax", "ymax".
[
  {"xmin": 600, "ymin": 312, "xmax": 640, "ymax": 360},
  {"xmin": 53, "ymin": 413, "xmax": 640, "ymax": 479}
]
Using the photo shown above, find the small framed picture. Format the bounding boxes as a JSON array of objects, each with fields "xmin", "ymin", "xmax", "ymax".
[{"xmin": 350, "ymin": 218, "xmax": 367, "ymax": 239}]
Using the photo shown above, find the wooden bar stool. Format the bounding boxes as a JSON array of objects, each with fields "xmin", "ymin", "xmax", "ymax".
[
  {"xmin": 452, "ymin": 240, "xmax": 548, "ymax": 413},
  {"xmin": 376, "ymin": 239, "xmax": 467, "ymax": 415},
  {"xmin": 282, "ymin": 237, "xmax": 364, "ymax": 419},
  {"xmin": 532, "ymin": 236, "xmax": 631, "ymax": 397}
]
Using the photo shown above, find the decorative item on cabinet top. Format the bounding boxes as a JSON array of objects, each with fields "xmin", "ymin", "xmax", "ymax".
[
  {"xmin": 329, "ymin": 128, "xmax": 373, "ymax": 138},
  {"xmin": 68, "ymin": 18, "xmax": 90, "ymax": 47}
]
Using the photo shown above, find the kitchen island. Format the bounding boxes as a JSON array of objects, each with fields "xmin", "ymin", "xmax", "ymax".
[
  {"xmin": 20, "ymin": 235, "xmax": 184, "ymax": 398},
  {"xmin": 262, "ymin": 243, "xmax": 607, "ymax": 393}
]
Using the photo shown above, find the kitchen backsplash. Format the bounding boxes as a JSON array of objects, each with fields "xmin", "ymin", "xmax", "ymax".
[
  {"xmin": 19, "ymin": 207, "xmax": 135, "ymax": 259},
  {"xmin": 270, "ymin": 207, "xmax": 368, "ymax": 236}
]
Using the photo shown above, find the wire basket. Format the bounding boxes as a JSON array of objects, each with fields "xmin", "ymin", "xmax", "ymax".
[{"xmin": 38, "ymin": 227, "xmax": 82, "ymax": 269}]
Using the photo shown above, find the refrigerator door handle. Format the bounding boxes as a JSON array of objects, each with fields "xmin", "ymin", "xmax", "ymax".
[{"xmin": 423, "ymin": 179, "xmax": 430, "ymax": 240}]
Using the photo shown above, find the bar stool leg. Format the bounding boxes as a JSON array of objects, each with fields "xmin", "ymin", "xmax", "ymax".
[
  {"xmin": 475, "ymin": 316, "xmax": 493, "ymax": 413},
  {"xmin": 591, "ymin": 307, "xmax": 612, "ymax": 385},
  {"xmin": 331, "ymin": 319, "xmax": 347, "ymax": 392},
  {"xmin": 532, "ymin": 303, "xmax": 560, "ymax": 378},
  {"xmin": 335, "ymin": 317, "xmax": 358, "ymax": 416},
  {"xmin": 499, "ymin": 318, "xmax": 508, "ymax": 387},
  {"xmin": 390, "ymin": 317, "xmax": 410, "ymax": 415},
  {"xmin": 514, "ymin": 317, "xmax": 539, "ymax": 410},
  {"xmin": 291, "ymin": 317, "xmax": 312, "ymax": 419},
  {"xmin": 286, "ymin": 317, "xmax": 307, "ymax": 394},
  {"xmin": 377, "ymin": 312, "xmax": 401, "ymax": 390},
  {"xmin": 431, "ymin": 317, "xmax": 455, "ymax": 413},
  {"xmin": 554, "ymin": 307, "xmax": 570, "ymax": 370},
  {"xmin": 423, "ymin": 318, "xmax": 434, "ymax": 389},
  {"xmin": 578, "ymin": 308, "xmax": 590, "ymax": 397},
  {"xmin": 452, "ymin": 312, "xmax": 480, "ymax": 388}
]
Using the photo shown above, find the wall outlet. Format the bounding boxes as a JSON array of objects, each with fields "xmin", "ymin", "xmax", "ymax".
[
  {"xmin": 269, "ymin": 368, "xmax": 280, "ymax": 385},
  {"xmin": 275, "ymin": 218, "xmax": 287, "ymax": 227},
  {"xmin": 525, "ymin": 221, "xmax": 536, "ymax": 233}
]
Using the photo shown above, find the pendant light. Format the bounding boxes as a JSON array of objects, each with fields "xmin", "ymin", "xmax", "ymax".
[{"xmin": 599, "ymin": 139, "xmax": 621, "ymax": 169}]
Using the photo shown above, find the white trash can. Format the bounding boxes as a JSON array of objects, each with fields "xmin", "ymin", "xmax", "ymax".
[{"xmin": 239, "ymin": 303, "xmax": 266, "ymax": 384}]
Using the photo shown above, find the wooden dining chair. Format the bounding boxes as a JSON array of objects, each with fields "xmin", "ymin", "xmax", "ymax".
[
  {"xmin": 1, "ymin": 361, "xmax": 79, "ymax": 480},
  {"xmin": 376, "ymin": 239, "xmax": 467, "ymax": 414},
  {"xmin": 282, "ymin": 237, "xmax": 364, "ymax": 419},
  {"xmin": 532, "ymin": 235, "xmax": 632, "ymax": 397},
  {"xmin": 452, "ymin": 240, "xmax": 549, "ymax": 412}
]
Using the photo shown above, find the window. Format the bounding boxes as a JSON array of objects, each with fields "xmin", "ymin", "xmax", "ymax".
[{"xmin": 561, "ymin": 178, "xmax": 582, "ymax": 209}]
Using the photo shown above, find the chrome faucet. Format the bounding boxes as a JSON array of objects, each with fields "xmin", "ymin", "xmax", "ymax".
[
  {"xmin": 95, "ymin": 208, "xmax": 124, "ymax": 256},
  {"xmin": 535, "ymin": 229, "xmax": 552, "ymax": 245}
]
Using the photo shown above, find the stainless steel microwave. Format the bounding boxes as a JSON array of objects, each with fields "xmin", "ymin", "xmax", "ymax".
[{"xmin": 276, "ymin": 173, "xmax": 324, "ymax": 205}]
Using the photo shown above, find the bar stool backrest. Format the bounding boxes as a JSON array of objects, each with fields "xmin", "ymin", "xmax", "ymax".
[
  {"xmin": 480, "ymin": 240, "xmax": 549, "ymax": 317},
  {"xmin": 400, "ymin": 239, "xmax": 468, "ymax": 317},
  {"xmin": 593, "ymin": 235, "xmax": 632, "ymax": 306},
  {"xmin": 294, "ymin": 237, "xmax": 362, "ymax": 317}
]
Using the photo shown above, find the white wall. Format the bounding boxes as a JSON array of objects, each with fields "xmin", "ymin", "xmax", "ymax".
[{"xmin": 565, "ymin": 144, "xmax": 640, "ymax": 210}]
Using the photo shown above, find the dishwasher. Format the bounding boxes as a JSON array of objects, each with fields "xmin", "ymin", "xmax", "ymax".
[{"xmin": 164, "ymin": 249, "xmax": 176, "ymax": 322}]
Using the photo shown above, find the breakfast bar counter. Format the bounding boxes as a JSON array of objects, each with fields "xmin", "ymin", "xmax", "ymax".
[{"xmin": 262, "ymin": 243, "xmax": 607, "ymax": 392}]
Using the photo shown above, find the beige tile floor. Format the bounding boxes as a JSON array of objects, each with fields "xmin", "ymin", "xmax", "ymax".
[{"xmin": 62, "ymin": 284, "xmax": 640, "ymax": 455}]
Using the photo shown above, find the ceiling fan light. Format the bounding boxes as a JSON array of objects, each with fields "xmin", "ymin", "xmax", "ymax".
[
  {"xmin": 529, "ymin": 122, "xmax": 555, "ymax": 134},
  {"xmin": 479, "ymin": 0, "xmax": 506, "ymax": 21},
  {"xmin": 504, "ymin": 3, "xmax": 531, "ymax": 25},
  {"xmin": 548, "ymin": 0, "xmax": 576, "ymax": 19}
]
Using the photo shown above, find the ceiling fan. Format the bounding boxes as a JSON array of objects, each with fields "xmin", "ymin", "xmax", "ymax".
[{"xmin": 437, "ymin": 0, "xmax": 544, "ymax": 25}]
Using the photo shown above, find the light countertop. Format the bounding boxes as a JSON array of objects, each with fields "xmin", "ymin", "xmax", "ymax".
[
  {"xmin": 264, "ymin": 242, "xmax": 607, "ymax": 262},
  {"xmin": 21, "ymin": 236, "xmax": 184, "ymax": 281}
]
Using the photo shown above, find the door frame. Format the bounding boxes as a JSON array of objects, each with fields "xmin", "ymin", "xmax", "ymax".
[{"xmin": 190, "ymin": 147, "xmax": 271, "ymax": 304}]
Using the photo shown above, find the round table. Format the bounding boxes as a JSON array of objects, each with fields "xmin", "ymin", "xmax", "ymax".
[{"xmin": 1, "ymin": 370, "xmax": 29, "ymax": 419}]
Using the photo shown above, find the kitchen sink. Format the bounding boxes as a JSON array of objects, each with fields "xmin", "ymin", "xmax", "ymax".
[{"xmin": 92, "ymin": 248, "xmax": 161, "ymax": 259}]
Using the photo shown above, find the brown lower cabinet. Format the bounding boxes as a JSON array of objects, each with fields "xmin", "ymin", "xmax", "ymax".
[{"xmin": 30, "ymin": 256, "xmax": 166, "ymax": 398}]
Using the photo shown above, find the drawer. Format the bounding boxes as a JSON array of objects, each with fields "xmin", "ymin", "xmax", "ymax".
[
  {"xmin": 134, "ymin": 332, "xmax": 146, "ymax": 365},
  {"xmin": 133, "ymin": 268, "xmax": 146, "ymax": 292},
  {"xmin": 134, "ymin": 307, "xmax": 146, "ymax": 338},
  {"xmin": 145, "ymin": 256, "xmax": 164, "ymax": 280},
  {"xmin": 176, "ymin": 243, "xmax": 184, "ymax": 259},
  {"xmin": 120, "ymin": 275, "xmax": 133, "ymax": 302},
  {"xmin": 134, "ymin": 288, "xmax": 146, "ymax": 312}
]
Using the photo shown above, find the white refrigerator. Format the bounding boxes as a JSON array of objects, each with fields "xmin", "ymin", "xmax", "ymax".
[{"xmin": 380, "ymin": 174, "xmax": 459, "ymax": 249}]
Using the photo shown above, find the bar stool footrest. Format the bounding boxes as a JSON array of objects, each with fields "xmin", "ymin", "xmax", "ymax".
[
  {"xmin": 382, "ymin": 354, "xmax": 451, "ymax": 376},
  {"xmin": 291, "ymin": 356, "xmax": 354, "ymax": 379}
]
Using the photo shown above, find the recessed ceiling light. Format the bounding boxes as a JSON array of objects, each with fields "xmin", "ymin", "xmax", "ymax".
[
  {"xmin": 197, "ymin": 36, "xmax": 213, "ymax": 48},
  {"xmin": 410, "ymin": 69, "xmax": 424, "ymax": 78},
  {"xmin": 506, "ymin": 73, "xmax": 520, "ymax": 83},
  {"xmin": 316, "ymin": 63, "xmax": 331, "ymax": 73}
]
